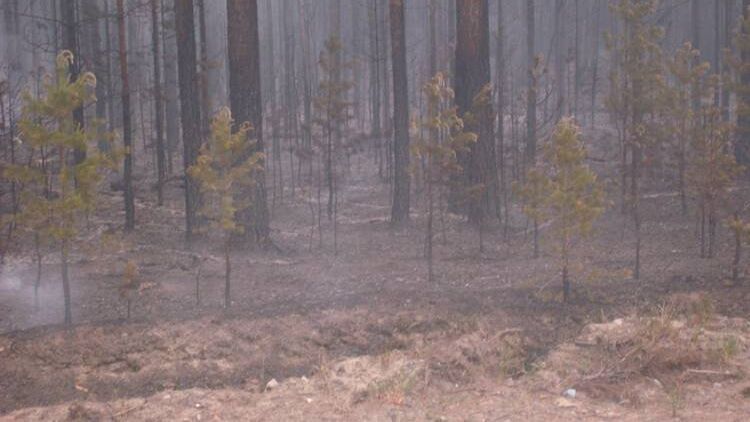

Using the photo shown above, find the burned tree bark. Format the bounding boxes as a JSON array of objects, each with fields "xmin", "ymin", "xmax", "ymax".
[
  {"xmin": 62, "ymin": 0, "xmax": 86, "ymax": 165},
  {"xmin": 454, "ymin": 0, "xmax": 498, "ymax": 224},
  {"xmin": 151, "ymin": 0, "xmax": 166, "ymax": 206},
  {"xmin": 525, "ymin": 0, "xmax": 536, "ymax": 168},
  {"xmin": 390, "ymin": 0, "xmax": 410, "ymax": 224},
  {"xmin": 226, "ymin": 0, "xmax": 270, "ymax": 242},
  {"xmin": 174, "ymin": 0, "xmax": 202, "ymax": 240},
  {"xmin": 116, "ymin": 0, "xmax": 135, "ymax": 231}
]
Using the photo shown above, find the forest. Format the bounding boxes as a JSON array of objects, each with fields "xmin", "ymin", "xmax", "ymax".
[{"xmin": 1, "ymin": 0, "xmax": 750, "ymax": 420}]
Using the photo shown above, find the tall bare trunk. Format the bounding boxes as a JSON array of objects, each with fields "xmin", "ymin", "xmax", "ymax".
[
  {"xmin": 525, "ymin": 0, "xmax": 537, "ymax": 167},
  {"xmin": 117, "ymin": 0, "xmax": 135, "ymax": 231},
  {"xmin": 62, "ymin": 0, "xmax": 86, "ymax": 165},
  {"xmin": 175, "ymin": 0, "xmax": 202, "ymax": 240},
  {"xmin": 151, "ymin": 0, "xmax": 166, "ymax": 206},
  {"xmin": 390, "ymin": 0, "xmax": 410, "ymax": 224}
]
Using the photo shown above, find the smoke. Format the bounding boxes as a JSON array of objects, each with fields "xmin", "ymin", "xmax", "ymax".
[{"xmin": 0, "ymin": 258, "xmax": 64, "ymax": 332}]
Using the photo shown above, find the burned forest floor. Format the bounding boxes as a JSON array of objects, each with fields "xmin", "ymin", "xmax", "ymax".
[{"xmin": 2, "ymin": 127, "xmax": 750, "ymax": 420}]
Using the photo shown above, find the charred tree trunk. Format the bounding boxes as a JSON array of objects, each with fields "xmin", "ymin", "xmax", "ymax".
[
  {"xmin": 175, "ymin": 0, "xmax": 202, "ymax": 240},
  {"xmin": 162, "ymin": 0, "xmax": 180, "ymax": 174},
  {"xmin": 692, "ymin": 0, "xmax": 702, "ymax": 113},
  {"xmin": 738, "ymin": 0, "xmax": 750, "ymax": 165},
  {"xmin": 117, "ymin": 0, "xmax": 135, "ymax": 231},
  {"xmin": 62, "ymin": 0, "xmax": 86, "ymax": 165},
  {"xmin": 197, "ymin": 0, "xmax": 211, "ymax": 137},
  {"xmin": 390, "ymin": 0, "xmax": 410, "ymax": 224},
  {"xmin": 554, "ymin": 0, "xmax": 565, "ymax": 119},
  {"xmin": 227, "ymin": 0, "xmax": 270, "ymax": 243},
  {"xmin": 453, "ymin": 0, "xmax": 497, "ymax": 223},
  {"xmin": 496, "ymin": 0, "xmax": 507, "ymax": 229},
  {"xmin": 525, "ymin": 0, "xmax": 537, "ymax": 168},
  {"xmin": 591, "ymin": 0, "xmax": 601, "ymax": 126},
  {"xmin": 369, "ymin": 0, "xmax": 383, "ymax": 177},
  {"xmin": 152, "ymin": 0, "xmax": 166, "ymax": 206}
]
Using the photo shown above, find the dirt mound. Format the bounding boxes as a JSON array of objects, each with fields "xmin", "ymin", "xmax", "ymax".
[{"xmin": 536, "ymin": 300, "xmax": 750, "ymax": 408}]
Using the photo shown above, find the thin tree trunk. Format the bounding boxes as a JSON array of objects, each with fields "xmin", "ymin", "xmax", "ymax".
[
  {"xmin": 738, "ymin": 0, "xmax": 750, "ymax": 165},
  {"xmin": 554, "ymin": 0, "xmax": 564, "ymax": 119},
  {"xmin": 733, "ymin": 213, "xmax": 742, "ymax": 283},
  {"xmin": 61, "ymin": 240, "xmax": 72, "ymax": 325},
  {"xmin": 526, "ymin": 0, "xmax": 537, "ymax": 168},
  {"xmin": 591, "ymin": 1, "xmax": 601, "ymax": 126},
  {"xmin": 62, "ymin": 0, "xmax": 86, "ymax": 165},
  {"xmin": 162, "ymin": 0, "xmax": 179, "ymax": 174},
  {"xmin": 175, "ymin": 0, "xmax": 202, "ymax": 240},
  {"xmin": 151, "ymin": 0, "xmax": 166, "ymax": 206},
  {"xmin": 496, "ymin": 0, "xmax": 507, "ymax": 231},
  {"xmin": 117, "ymin": 0, "xmax": 135, "ymax": 231},
  {"xmin": 197, "ymin": 0, "xmax": 210, "ymax": 135},
  {"xmin": 224, "ymin": 238, "xmax": 231, "ymax": 308},
  {"xmin": 390, "ymin": 0, "xmax": 410, "ymax": 224}
]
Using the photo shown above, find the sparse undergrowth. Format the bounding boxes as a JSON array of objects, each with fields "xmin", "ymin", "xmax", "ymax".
[{"xmin": 2, "ymin": 297, "xmax": 750, "ymax": 420}]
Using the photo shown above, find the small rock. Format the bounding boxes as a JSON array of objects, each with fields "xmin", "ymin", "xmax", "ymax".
[
  {"xmin": 195, "ymin": 403, "xmax": 203, "ymax": 409},
  {"xmin": 305, "ymin": 397, "xmax": 313, "ymax": 404},
  {"xmin": 265, "ymin": 378, "xmax": 279, "ymax": 391},
  {"xmin": 563, "ymin": 388, "xmax": 577, "ymax": 398}
]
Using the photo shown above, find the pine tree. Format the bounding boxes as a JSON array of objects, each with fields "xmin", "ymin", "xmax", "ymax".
[
  {"xmin": 188, "ymin": 107, "xmax": 264, "ymax": 308},
  {"xmin": 687, "ymin": 80, "xmax": 742, "ymax": 258},
  {"xmin": 666, "ymin": 42, "xmax": 710, "ymax": 215},
  {"xmin": 4, "ymin": 51, "xmax": 114, "ymax": 325},
  {"xmin": 412, "ymin": 72, "xmax": 477, "ymax": 282},
  {"xmin": 313, "ymin": 36, "xmax": 354, "ymax": 254},
  {"xmin": 544, "ymin": 118, "xmax": 605, "ymax": 301},
  {"xmin": 606, "ymin": 0, "xmax": 666, "ymax": 280},
  {"xmin": 517, "ymin": 118, "xmax": 605, "ymax": 301}
]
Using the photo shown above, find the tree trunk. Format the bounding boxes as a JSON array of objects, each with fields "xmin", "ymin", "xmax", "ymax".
[
  {"xmin": 151, "ymin": 0, "xmax": 166, "ymax": 206},
  {"xmin": 175, "ymin": 0, "xmax": 202, "ymax": 240},
  {"xmin": 723, "ymin": 0, "xmax": 732, "ymax": 122},
  {"xmin": 738, "ymin": 0, "xmax": 750, "ymax": 165},
  {"xmin": 62, "ymin": 0, "xmax": 86, "ymax": 165},
  {"xmin": 454, "ymin": 0, "xmax": 497, "ymax": 224},
  {"xmin": 525, "ymin": 0, "xmax": 537, "ymax": 167},
  {"xmin": 283, "ymin": 0, "xmax": 298, "ymax": 198},
  {"xmin": 591, "ymin": 0, "xmax": 601, "ymax": 126},
  {"xmin": 61, "ymin": 240, "xmax": 72, "ymax": 325},
  {"xmin": 369, "ymin": 0, "xmax": 383, "ymax": 176},
  {"xmin": 390, "ymin": 0, "xmax": 410, "ymax": 224},
  {"xmin": 734, "ymin": 213, "xmax": 742, "ymax": 283},
  {"xmin": 117, "ymin": 0, "xmax": 135, "ymax": 231},
  {"xmin": 224, "ymin": 238, "xmax": 231, "ymax": 308},
  {"xmin": 692, "ymin": 0, "xmax": 702, "ymax": 113},
  {"xmin": 162, "ymin": 0, "xmax": 180, "ymax": 175},
  {"xmin": 197, "ymin": 0, "xmax": 211, "ymax": 136},
  {"xmin": 226, "ymin": 0, "xmax": 270, "ymax": 243},
  {"xmin": 496, "ymin": 0, "xmax": 507, "ymax": 229},
  {"xmin": 554, "ymin": 0, "xmax": 565, "ymax": 119}
]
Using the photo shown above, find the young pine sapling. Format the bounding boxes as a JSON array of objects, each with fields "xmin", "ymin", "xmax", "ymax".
[
  {"xmin": 412, "ymin": 72, "xmax": 477, "ymax": 282},
  {"xmin": 3, "ymin": 51, "xmax": 113, "ymax": 325},
  {"xmin": 188, "ymin": 107, "xmax": 264, "ymax": 309}
]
